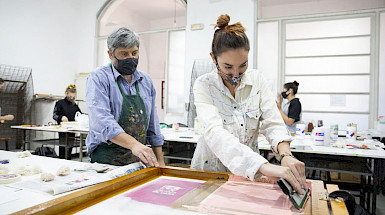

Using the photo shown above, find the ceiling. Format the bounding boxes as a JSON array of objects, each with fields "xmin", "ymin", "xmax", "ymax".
[{"xmin": 106, "ymin": 0, "xmax": 187, "ymax": 20}]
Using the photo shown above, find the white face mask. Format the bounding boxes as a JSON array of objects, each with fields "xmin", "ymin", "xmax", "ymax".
[{"xmin": 216, "ymin": 64, "xmax": 244, "ymax": 87}]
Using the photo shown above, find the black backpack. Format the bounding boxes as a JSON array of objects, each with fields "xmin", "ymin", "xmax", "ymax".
[
  {"xmin": 34, "ymin": 145, "xmax": 58, "ymax": 158},
  {"xmin": 329, "ymin": 190, "xmax": 371, "ymax": 215}
]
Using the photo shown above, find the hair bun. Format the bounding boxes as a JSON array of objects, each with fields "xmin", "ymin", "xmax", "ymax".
[
  {"xmin": 216, "ymin": 14, "xmax": 230, "ymax": 29},
  {"xmin": 293, "ymin": 81, "xmax": 299, "ymax": 86}
]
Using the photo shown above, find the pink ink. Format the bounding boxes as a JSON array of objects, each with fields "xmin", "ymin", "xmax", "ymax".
[{"xmin": 124, "ymin": 178, "xmax": 203, "ymax": 206}]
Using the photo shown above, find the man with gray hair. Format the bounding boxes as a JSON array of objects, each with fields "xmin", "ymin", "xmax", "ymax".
[{"xmin": 85, "ymin": 27, "xmax": 165, "ymax": 166}]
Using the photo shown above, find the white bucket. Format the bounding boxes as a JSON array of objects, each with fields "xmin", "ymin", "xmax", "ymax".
[
  {"xmin": 313, "ymin": 127, "xmax": 325, "ymax": 146},
  {"xmin": 295, "ymin": 124, "xmax": 305, "ymax": 139},
  {"xmin": 330, "ymin": 124, "xmax": 338, "ymax": 140},
  {"xmin": 346, "ymin": 126, "xmax": 357, "ymax": 142}
]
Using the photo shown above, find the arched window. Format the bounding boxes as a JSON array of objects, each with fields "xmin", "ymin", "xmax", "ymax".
[{"xmin": 95, "ymin": 0, "xmax": 187, "ymax": 123}]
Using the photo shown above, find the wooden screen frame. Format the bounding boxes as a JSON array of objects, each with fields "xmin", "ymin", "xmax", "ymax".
[{"xmin": 11, "ymin": 167, "xmax": 348, "ymax": 215}]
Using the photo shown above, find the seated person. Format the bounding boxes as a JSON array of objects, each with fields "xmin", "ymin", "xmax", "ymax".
[
  {"xmin": 0, "ymin": 78, "xmax": 14, "ymax": 124},
  {"xmin": 53, "ymin": 84, "xmax": 82, "ymax": 159}
]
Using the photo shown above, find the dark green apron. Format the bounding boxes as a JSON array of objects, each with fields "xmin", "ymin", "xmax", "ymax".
[{"xmin": 91, "ymin": 71, "xmax": 148, "ymax": 166}]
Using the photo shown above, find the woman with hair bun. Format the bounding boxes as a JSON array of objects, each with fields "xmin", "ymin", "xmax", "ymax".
[
  {"xmin": 191, "ymin": 14, "xmax": 307, "ymax": 194},
  {"xmin": 276, "ymin": 81, "xmax": 302, "ymax": 134}
]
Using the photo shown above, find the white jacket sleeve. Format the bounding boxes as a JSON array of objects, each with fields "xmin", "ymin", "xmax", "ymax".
[
  {"xmin": 257, "ymin": 72, "xmax": 293, "ymax": 154},
  {"xmin": 193, "ymin": 78, "xmax": 268, "ymax": 181}
]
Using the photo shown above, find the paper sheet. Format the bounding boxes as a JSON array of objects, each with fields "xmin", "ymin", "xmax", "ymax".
[
  {"xmin": 8, "ymin": 162, "xmax": 146, "ymax": 195},
  {"xmin": 0, "ymin": 186, "xmax": 22, "ymax": 205}
]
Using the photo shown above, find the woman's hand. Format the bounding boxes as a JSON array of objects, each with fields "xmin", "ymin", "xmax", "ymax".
[
  {"xmin": 276, "ymin": 101, "xmax": 281, "ymax": 110},
  {"xmin": 3, "ymin": 114, "xmax": 14, "ymax": 121},
  {"xmin": 258, "ymin": 163, "xmax": 305, "ymax": 194},
  {"xmin": 281, "ymin": 156, "xmax": 308, "ymax": 190},
  {"xmin": 276, "ymin": 93, "xmax": 282, "ymax": 110},
  {"xmin": 61, "ymin": 116, "xmax": 69, "ymax": 122}
]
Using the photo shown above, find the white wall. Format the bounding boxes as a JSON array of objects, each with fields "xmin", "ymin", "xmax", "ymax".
[
  {"xmin": 183, "ymin": 0, "xmax": 257, "ymax": 125},
  {"xmin": 0, "ymin": 0, "xmax": 106, "ymax": 141},
  {"xmin": 0, "ymin": 0, "xmax": 107, "ymax": 96}
]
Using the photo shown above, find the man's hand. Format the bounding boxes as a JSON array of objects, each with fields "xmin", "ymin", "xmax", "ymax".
[
  {"xmin": 61, "ymin": 116, "xmax": 69, "ymax": 122},
  {"xmin": 131, "ymin": 142, "xmax": 159, "ymax": 167},
  {"xmin": 3, "ymin": 114, "xmax": 14, "ymax": 121}
]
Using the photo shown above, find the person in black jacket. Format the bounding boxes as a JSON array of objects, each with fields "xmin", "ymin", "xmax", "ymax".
[
  {"xmin": 53, "ymin": 84, "xmax": 82, "ymax": 159},
  {"xmin": 0, "ymin": 78, "xmax": 15, "ymax": 124}
]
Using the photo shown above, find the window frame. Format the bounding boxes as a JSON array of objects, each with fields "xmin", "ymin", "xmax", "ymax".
[{"xmin": 256, "ymin": 9, "xmax": 384, "ymax": 129}]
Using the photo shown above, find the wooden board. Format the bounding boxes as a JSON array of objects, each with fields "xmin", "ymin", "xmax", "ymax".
[
  {"xmin": 310, "ymin": 180, "xmax": 329, "ymax": 215},
  {"xmin": 326, "ymin": 184, "xmax": 349, "ymax": 215},
  {"xmin": 11, "ymin": 167, "xmax": 347, "ymax": 215}
]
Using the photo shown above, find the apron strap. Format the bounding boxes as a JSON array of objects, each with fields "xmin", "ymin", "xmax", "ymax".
[
  {"xmin": 134, "ymin": 81, "xmax": 141, "ymax": 97},
  {"xmin": 117, "ymin": 80, "xmax": 140, "ymax": 96}
]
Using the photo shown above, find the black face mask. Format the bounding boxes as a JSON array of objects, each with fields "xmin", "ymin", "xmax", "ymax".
[
  {"xmin": 281, "ymin": 92, "xmax": 288, "ymax": 99},
  {"xmin": 114, "ymin": 56, "xmax": 138, "ymax": 75},
  {"xmin": 281, "ymin": 91, "xmax": 288, "ymax": 99}
]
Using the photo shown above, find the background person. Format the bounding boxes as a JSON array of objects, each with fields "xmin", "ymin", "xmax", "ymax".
[
  {"xmin": 53, "ymin": 84, "xmax": 82, "ymax": 159},
  {"xmin": 0, "ymin": 78, "xmax": 14, "ymax": 124},
  {"xmin": 276, "ymin": 81, "xmax": 302, "ymax": 134}
]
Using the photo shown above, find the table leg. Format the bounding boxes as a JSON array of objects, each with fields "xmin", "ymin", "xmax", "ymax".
[
  {"xmin": 65, "ymin": 133, "xmax": 69, "ymax": 160},
  {"xmin": 367, "ymin": 174, "xmax": 372, "ymax": 213},
  {"xmin": 22, "ymin": 130, "xmax": 26, "ymax": 151},
  {"xmin": 371, "ymin": 158, "xmax": 379, "ymax": 215},
  {"xmin": 80, "ymin": 134, "xmax": 83, "ymax": 162},
  {"xmin": 360, "ymin": 175, "xmax": 365, "ymax": 207}
]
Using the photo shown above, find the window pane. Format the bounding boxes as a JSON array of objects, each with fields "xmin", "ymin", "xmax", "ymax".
[
  {"xmin": 167, "ymin": 30, "xmax": 185, "ymax": 114},
  {"xmin": 302, "ymin": 112, "xmax": 369, "ymax": 130},
  {"xmin": 257, "ymin": 22, "xmax": 279, "ymax": 94},
  {"xmin": 379, "ymin": 12, "xmax": 385, "ymax": 117},
  {"xmin": 285, "ymin": 75, "xmax": 370, "ymax": 93},
  {"xmin": 286, "ymin": 56, "xmax": 370, "ymax": 75},
  {"xmin": 298, "ymin": 94, "xmax": 369, "ymax": 112},
  {"xmin": 97, "ymin": 38, "xmax": 109, "ymax": 67},
  {"xmin": 286, "ymin": 17, "xmax": 371, "ymax": 39},
  {"xmin": 286, "ymin": 37, "xmax": 370, "ymax": 57}
]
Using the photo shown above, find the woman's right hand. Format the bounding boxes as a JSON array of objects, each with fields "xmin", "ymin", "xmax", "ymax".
[
  {"xmin": 258, "ymin": 163, "xmax": 304, "ymax": 194},
  {"xmin": 277, "ymin": 93, "xmax": 283, "ymax": 103}
]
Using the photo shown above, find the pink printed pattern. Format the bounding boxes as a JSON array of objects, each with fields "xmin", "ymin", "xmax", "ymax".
[{"xmin": 124, "ymin": 178, "xmax": 203, "ymax": 206}]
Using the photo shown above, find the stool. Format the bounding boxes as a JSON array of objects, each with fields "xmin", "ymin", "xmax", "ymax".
[{"xmin": 0, "ymin": 138, "xmax": 10, "ymax": 151}]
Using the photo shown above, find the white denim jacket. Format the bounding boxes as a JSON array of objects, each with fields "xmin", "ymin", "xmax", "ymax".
[{"xmin": 191, "ymin": 69, "xmax": 292, "ymax": 181}]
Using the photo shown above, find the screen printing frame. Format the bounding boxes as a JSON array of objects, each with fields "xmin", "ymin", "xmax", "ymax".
[{"xmin": 11, "ymin": 167, "xmax": 348, "ymax": 215}]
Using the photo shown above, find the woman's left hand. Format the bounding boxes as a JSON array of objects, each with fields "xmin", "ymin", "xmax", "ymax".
[{"xmin": 281, "ymin": 156, "xmax": 308, "ymax": 190}]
